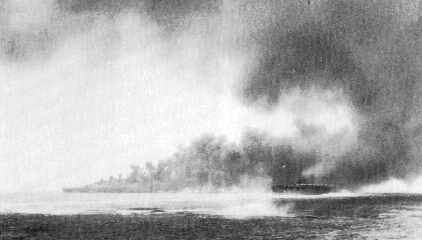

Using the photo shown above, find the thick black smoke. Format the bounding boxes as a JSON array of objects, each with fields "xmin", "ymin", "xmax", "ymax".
[
  {"xmin": 238, "ymin": 0, "xmax": 422, "ymax": 188},
  {"xmin": 65, "ymin": 131, "xmax": 322, "ymax": 192}
]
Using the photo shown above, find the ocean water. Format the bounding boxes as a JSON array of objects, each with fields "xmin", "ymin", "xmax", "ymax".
[{"xmin": 1, "ymin": 191, "xmax": 422, "ymax": 239}]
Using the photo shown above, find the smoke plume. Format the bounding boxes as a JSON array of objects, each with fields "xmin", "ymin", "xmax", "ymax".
[
  {"xmin": 232, "ymin": 0, "xmax": 422, "ymax": 189},
  {"xmin": 2, "ymin": 0, "xmax": 422, "ymax": 191},
  {"xmin": 65, "ymin": 0, "xmax": 422, "ymax": 191}
]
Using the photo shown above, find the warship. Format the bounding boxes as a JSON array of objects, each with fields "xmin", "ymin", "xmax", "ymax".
[{"xmin": 271, "ymin": 176, "xmax": 334, "ymax": 195}]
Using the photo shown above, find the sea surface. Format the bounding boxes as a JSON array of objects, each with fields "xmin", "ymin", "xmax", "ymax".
[{"xmin": 1, "ymin": 191, "xmax": 422, "ymax": 239}]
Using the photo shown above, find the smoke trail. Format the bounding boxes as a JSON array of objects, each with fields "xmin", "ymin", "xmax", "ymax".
[{"xmin": 358, "ymin": 176, "xmax": 422, "ymax": 194}]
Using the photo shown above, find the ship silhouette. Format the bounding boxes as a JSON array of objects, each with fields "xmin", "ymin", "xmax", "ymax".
[{"xmin": 271, "ymin": 176, "xmax": 334, "ymax": 195}]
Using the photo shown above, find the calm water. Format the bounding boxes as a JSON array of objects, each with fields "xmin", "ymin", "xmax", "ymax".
[{"xmin": 1, "ymin": 191, "xmax": 422, "ymax": 239}]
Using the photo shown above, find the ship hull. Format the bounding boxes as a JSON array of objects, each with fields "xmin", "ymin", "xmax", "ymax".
[{"xmin": 272, "ymin": 184, "xmax": 333, "ymax": 195}]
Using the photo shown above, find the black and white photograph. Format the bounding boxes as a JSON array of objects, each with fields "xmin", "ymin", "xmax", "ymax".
[{"xmin": 1, "ymin": 0, "xmax": 422, "ymax": 239}]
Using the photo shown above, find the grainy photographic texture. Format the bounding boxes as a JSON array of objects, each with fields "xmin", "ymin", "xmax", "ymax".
[{"xmin": 2, "ymin": 0, "xmax": 422, "ymax": 239}]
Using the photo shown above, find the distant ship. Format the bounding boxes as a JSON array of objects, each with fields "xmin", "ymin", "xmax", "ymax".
[{"xmin": 271, "ymin": 177, "xmax": 334, "ymax": 195}]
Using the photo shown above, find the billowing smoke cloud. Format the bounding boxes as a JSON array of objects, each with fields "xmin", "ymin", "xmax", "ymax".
[
  {"xmin": 234, "ymin": 0, "xmax": 422, "ymax": 189},
  {"xmin": 2, "ymin": 0, "xmax": 422, "ymax": 191}
]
